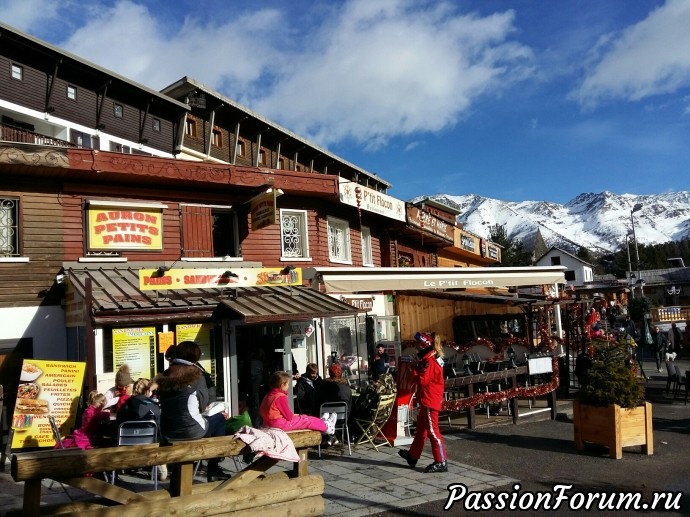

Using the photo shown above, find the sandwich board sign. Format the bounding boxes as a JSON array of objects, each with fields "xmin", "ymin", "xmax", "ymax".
[{"xmin": 11, "ymin": 359, "xmax": 86, "ymax": 449}]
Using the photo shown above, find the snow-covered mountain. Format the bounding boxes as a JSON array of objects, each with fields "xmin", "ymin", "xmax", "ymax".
[{"xmin": 417, "ymin": 191, "xmax": 690, "ymax": 254}]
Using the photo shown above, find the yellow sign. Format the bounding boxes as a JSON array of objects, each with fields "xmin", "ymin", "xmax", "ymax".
[
  {"xmin": 158, "ymin": 331, "xmax": 175, "ymax": 354},
  {"xmin": 88, "ymin": 206, "xmax": 163, "ymax": 250},
  {"xmin": 113, "ymin": 327, "xmax": 156, "ymax": 379},
  {"xmin": 176, "ymin": 323, "xmax": 214, "ymax": 378},
  {"xmin": 139, "ymin": 267, "xmax": 302, "ymax": 291},
  {"xmin": 11, "ymin": 360, "xmax": 86, "ymax": 449},
  {"xmin": 250, "ymin": 189, "xmax": 277, "ymax": 231}
]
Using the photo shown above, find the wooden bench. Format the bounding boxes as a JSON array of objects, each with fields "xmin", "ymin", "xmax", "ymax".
[{"xmin": 10, "ymin": 430, "xmax": 324, "ymax": 516}]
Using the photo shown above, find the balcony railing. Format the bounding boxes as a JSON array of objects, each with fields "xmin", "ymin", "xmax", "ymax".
[
  {"xmin": 651, "ymin": 306, "xmax": 689, "ymax": 323},
  {"xmin": 0, "ymin": 122, "xmax": 76, "ymax": 148}
]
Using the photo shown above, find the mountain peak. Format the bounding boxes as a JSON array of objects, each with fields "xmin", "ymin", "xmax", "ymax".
[{"xmin": 420, "ymin": 191, "xmax": 690, "ymax": 253}]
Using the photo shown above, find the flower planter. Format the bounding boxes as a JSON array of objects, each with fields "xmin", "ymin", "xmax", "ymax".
[{"xmin": 573, "ymin": 400, "xmax": 653, "ymax": 459}]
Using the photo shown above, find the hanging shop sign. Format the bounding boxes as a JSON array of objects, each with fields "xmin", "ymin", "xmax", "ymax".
[
  {"xmin": 338, "ymin": 178, "xmax": 406, "ymax": 222},
  {"xmin": 250, "ymin": 189, "xmax": 278, "ymax": 231},
  {"xmin": 139, "ymin": 267, "xmax": 302, "ymax": 291},
  {"xmin": 113, "ymin": 327, "xmax": 156, "ymax": 380},
  {"xmin": 11, "ymin": 359, "xmax": 86, "ymax": 449},
  {"xmin": 460, "ymin": 234, "xmax": 476, "ymax": 252},
  {"xmin": 405, "ymin": 207, "xmax": 454, "ymax": 243},
  {"xmin": 87, "ymin": 201, "xmax": 165, "ymax": 251}
]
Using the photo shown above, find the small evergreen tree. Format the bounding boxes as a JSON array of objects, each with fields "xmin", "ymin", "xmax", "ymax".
[{"xmin": 577, "ymin": 339, "xmax": 645, "ymax": 409}]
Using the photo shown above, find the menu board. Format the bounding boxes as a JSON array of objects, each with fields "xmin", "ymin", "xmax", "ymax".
[
  {"xmin": 113, "ymin": 327, "xmax": 156, "ymax": 379},
  {"xmin": 176, "ymin": 323, "xmax": 214, "ymax": 380},
  {"xmin": 11, "ymin": 360, "xmax": 86, "ymax": 448}
]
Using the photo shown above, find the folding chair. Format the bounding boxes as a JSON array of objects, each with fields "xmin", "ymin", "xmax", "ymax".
[
  {"xmin": 318, "ymin": 401, "xmax": 351, "ymax": 457},
  {"xmin": 354, "ymin": 392, "xmax": 396, "ymax": 451},
  {"xmin": 111, "ymin": 420, "xmax": 159, "ymax": 489}
]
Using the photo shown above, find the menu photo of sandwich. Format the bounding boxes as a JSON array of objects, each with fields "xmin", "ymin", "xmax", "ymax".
[{"xmin": 15, "ymin": 398, "xmax": 50, "ymax": 415}]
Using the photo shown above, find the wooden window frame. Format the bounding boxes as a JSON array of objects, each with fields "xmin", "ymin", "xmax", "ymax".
[
  {"xmin": 212, "ymin": 128, "xmax": 223, "ymax": 148},
  {"xmin": 10, "ymin": 63, "xmax": 23, "ymax": 81},
  {"xmin": 152, "ymin": 118, "xmax": 161, "ymax": 132},
  {"xmin": 113, "ymin": 103, "xmax": 124, "ymax": 118},
  {"xmin": 67, "ymin": 85, "xmax": 77, "ymax": 101},
  {"xmin": 361, "ymin": 226, "xmax": 373, "ymax": 266},
  {"xmin": 185, "ymin": 118, "xmax": 197, "ymax": 138},
  {"xmin": 327, "ymin": 216, "xmax": 352, "ymax": 264}
]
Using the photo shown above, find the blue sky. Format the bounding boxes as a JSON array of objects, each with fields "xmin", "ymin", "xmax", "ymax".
[{"xmin": 2, "ymin": 0, "xmax": 690, "ymax": 204}]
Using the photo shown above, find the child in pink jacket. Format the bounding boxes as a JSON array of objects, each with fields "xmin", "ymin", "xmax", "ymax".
[{"xmin": 259, "ymin": 371, "xmax": 336, "ymax": 433}]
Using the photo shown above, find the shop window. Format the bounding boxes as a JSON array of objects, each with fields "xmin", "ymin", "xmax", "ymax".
[
  {"xmin": 280, "ymin": 209, "xmax": 309, "ymax": 259},
  {"xmin": 67, "ymin": 85, "xmax": 77, "ymax": 100},
  {"xmin": 152, "ymin": 118, "xmax": 161, "ymax": 132},
  {"xmin": 361, "ymin": 226, "xmax": 373, "ymax": 266},
  {"xmin": 11, "ymin": 63, "xmax": 23, "ymax": 81},
  {"xmin": 0, "ymin": 197, "xmax": 20, "ymax": 257},
  {"xmin": 181, "ymin": 204, "xmax": 240, "ymax": 258},
  {"xmin": 113, "ymin": 103, "xmax": 123, "ymax": 118},
  {"xmin": 328, "ymin": 217, "xmax": 351, "ymax": 264}
]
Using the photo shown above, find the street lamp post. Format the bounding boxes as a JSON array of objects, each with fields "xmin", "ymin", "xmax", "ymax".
[{"xmin": 630, "ymin": 203, "xmax": 643, "ymax": 294}]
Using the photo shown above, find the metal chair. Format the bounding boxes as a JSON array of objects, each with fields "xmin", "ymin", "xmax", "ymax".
[
  {"xmin": 318, "ymin": 402, "xmax": 351, "ymax": 457},
  {"xmin": 111, "ymin": 420, "xmax": 159, "ymax": 489},
  {"xmin": 354, "ymin": 392, "xmax": 396, "ymax": 451},
  {"xmin": 665, "ymin": 361, "xmax": 679, "ymax": 396}
]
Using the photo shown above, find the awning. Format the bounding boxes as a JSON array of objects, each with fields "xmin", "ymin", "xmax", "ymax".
[
  {"xmin": 66, "ymin": 264, "xmax": 359, "ymax": 325},
  {"xmin": 220, "ymin": 287, "xmax": 358, "ymax": 323},
  {"xmin": 305, "ymin": 266, "xmax": 567, "ymax": 293}
]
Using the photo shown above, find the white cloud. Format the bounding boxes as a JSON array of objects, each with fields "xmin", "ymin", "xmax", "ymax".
[
  {"xmin": 574, "ymin": 0, "xmax": 690, "ymax": 109},
  {"xmin": 0, "ymin": 0, "xmax": 62, "ymax": 30},
  {"xmin": 250, "ymin": 0, "xmax": 534, "ymax": 146},
  {"xmin": 3, "ymin": 0, "xmax": 534, "ymax": 150}
]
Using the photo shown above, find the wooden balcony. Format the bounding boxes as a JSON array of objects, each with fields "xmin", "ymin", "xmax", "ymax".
[
  {"xmin": 0, "ymin": 122, "xmax": 76, "ymax": 148},
  {"xmin": 651, "ymin": 306, "xmax": 689, "ymax": 323}
]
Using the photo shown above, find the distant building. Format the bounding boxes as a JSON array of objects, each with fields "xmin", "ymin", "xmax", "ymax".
[{"xmin": 535, "ymin": 247, "xmax": 593, "ymax": 287}]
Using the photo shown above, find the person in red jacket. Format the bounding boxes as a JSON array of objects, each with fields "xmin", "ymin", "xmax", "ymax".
[{"xmin": 398, "ymin": 331, "xmax": 448, "ymax": 473}]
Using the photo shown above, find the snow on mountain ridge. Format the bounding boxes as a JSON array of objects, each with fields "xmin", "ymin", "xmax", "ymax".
[{"xmin": 415, "ymin": 192, "xmax": 690, "ymax": 254}]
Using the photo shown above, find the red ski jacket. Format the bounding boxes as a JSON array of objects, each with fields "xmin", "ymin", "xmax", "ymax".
[{"xmin": 414, "ymin": 346, "xmax": 445, "ymax": 411}]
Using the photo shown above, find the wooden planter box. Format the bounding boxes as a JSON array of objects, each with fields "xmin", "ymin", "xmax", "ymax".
[{"xmin": 573, "ymin": 400, "xmax": 653, "ymax": 459}]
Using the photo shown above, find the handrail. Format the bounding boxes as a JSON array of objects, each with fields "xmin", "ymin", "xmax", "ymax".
[
  {"xmin": 0, "ymin": 122, "xmax": 76, "ymax": 148},
  {"xmin": 651, "ymin": 306, "xmax": 689, "ymax": 323}
]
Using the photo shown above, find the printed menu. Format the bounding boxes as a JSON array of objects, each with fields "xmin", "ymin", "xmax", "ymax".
[{"xmin": 11, "ymin": 360, "xmax": 86, "ymax": 449}]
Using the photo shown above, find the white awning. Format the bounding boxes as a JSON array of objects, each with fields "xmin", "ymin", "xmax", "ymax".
[{"xmin": 305, "ymin": 266, "xmax": 567, "ymax": 293}]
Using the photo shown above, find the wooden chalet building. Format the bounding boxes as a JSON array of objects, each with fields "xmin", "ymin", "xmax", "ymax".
[{"xmin": 0, "ymin": 22, "xmax": 566, "ymax": 441}]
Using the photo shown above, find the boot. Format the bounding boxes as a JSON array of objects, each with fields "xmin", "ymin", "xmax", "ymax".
[
  {"xmin": 206, "ymin": 458, "xmax": 231, "ymax": 482},
  {"xmin": 398, "ymin": 449, "xmax": 417, "ymax": 468},
  {"xmin": 424, "ymin": 461, "xmax": 448, "ymax": 473}
]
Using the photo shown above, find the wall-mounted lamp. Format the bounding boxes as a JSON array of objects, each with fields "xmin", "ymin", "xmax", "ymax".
[
  {"xmin": 280, "ymin": 265, "xmax": 295, "ymax": 275},
  {"xmin": 222, "ymin": 270, "xmax": 239, "ymax": 278},
  {"xmin": 152, "ymin": 266, "xmax": 170, "ymax": 278},
  {"xmin": 96, "ymin": 123, "xmax": 106, "ymax": 130}
]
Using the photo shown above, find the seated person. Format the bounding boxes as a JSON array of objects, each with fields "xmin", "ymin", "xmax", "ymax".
[
  {"xmin": 116, "ymin": 378, "xmax": 161, "ymax": 427},
  {"xmin": 295, "ymin": 363, "xmax": 322, "ymax": 416},
  {"xmin": 66, "ymin": 390, "xmax": 112, "ymax": 449},
  {"xmin": 155, "ymin": 340, "xmax": 230, "ymax": 482},
  {"xmin": 259, "ymin": 370, "xmax": 336, "ymax": 434},
  {"xmin": 105, "ymin": 364, "xmax": 134, "ymax": 412},
  {"xmin": 318, "ymin": 363, "xmax": 353, "ymax": 412},
  {"xmin": 116, "ymin": 378, "xmax": 167, "ymax": 481}
]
